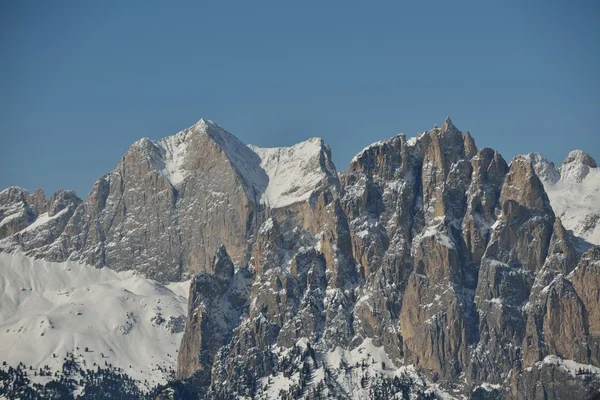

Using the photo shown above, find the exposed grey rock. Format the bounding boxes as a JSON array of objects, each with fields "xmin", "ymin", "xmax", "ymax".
[
  {"xmin": 0, "ymin": 187, "xmax": 38, "ymax": 240},
  {"xmin": 177, "ymin": 244, "xmax": 251, "ymax": 394}
]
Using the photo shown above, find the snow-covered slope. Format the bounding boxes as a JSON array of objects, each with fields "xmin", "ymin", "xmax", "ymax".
[
  {"xmin": 0, "ymin": 252, "xmax": 189, "ymax": 389},
  {"xmin": 526, "ymin": 151, "xmax": 600, "ymax": 246},
  {"xmin": 249, "ymin": 137, "xmax": 337, "ymax": 208},
  {"xmin": 546, "ymin": 167, "xmax": 600, "ymax": 246},
  {"xmin": 137, "ymin": 120, "xmax": 333, "ymax": 209}
]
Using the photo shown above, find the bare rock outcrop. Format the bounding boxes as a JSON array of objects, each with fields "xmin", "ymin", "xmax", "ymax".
[{"xmin": 177, "ymin": 245, "xmax": 249, "ymax": 394}]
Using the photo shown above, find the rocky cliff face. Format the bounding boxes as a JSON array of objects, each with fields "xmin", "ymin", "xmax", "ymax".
[
  {"xmin": 0, "ymin": 120, "xmax": 337, "ymax": 282},
  {"xmin": 0, "ymin": 187, "xmax": 82, "ymax": 256},
  {"xmin": 1, "ymin": 117, "xmax": 599, "ymax": 399}
]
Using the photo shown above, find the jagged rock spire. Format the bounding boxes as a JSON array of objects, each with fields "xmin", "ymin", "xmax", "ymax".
[
  {"xmin": 211, "ymin": 244, "xmax": 234, "ymax": 279},
  {"xmin": 463, "ymin": 130, "xmax": 477, "ymax": 158}
]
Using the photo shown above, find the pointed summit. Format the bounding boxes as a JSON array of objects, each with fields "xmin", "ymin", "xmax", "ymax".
[
  {"xmin": 211, "ymin": 244, "xmax": 234, "ymax": 279},
  {"xmin": 441, "ymin": 116, "xmax": 459, "ymax": 134},
  {"xmin": 463, "ymin": 130, "xmax": 477, "ymax": 158},
  {"xmin": 193, "ymin": 117, "xmax": 212, "ymax": 127}
]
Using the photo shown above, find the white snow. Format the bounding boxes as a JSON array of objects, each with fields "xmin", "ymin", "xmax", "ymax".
[
  {"xmin": 250, "ymin": 137, "xmax": 331, "ymax": 208},
  {"xmin": 259, "ymin": 217, "xmax": 275, "ymax": 234},
  {"xmin": 18, "ymin": 209, "xmax": 69, "ymax": 234},
  {"xmin": 538, "ymin": 355, "xmax": 600, "ymax": 377},
  {"xmin": 524, "ymin": 153, "xmax": 560, "ymax": 184},
  {"xmin": 155, "ymin": 132, "xmax": 191, "ymax": 186},
  {"xmin": 413, "ymin": 224, "xmax": 456, "ymax": 251},
  {"xmin": 527, "ymin": 151, "xmax": 600, "ymax": 246},
  {"xmin": 0, "ymin": 252, "xmax": 189, "ymax": 388},
  {"xmin": 0, "ymin": 212, "xmax": 23, "ymax": 227},
  {"xmin": 560, "ymin": 150, "xmax": 597, "ymax": 183},
  {"xmin": 544, "ymin": 166, "xmax": 600, "ymax": 246},
  {"xmin": 477, "ymin": 382, "xmax": 502, "ymax": 392}
]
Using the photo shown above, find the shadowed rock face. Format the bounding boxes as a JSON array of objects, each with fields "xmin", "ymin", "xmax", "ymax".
[
  {"xmin": 177, "ymin": 245, "xmax": 245, "ymax": 392},
  {"xmin": 2, "ymin": 117, "xmax": 599, "ymax": 399}
]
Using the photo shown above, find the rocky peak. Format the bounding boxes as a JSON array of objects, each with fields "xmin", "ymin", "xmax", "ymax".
[
  {"xmin": 210, "ymin": 244, "xmax": 235, "ymax": 279},
  {"xmin": 348, "ymin": 134, "xmax": 405, "ymax": 180},
  {"xmin": 47, "ymin": 189, "xmax": 81, "ymax": 217},
  {"xmin": 500, "ymin": 155, "xmax": 554, "ymax": 214},
  {"xmin": 463, "ymin": 131, "xmax": 477, "ymax": 159},
  {"xmin": 471, "ymin": 148, "xmax": 508, "ymax": 189},
  {"xmin": 419, "ymin": 119, "xmax": 471, "ymax": 220},
  {"xmin": 0, "ymin": 187, "xmax": 37, "ymax": 240},
  {"xmin": 28, "ymin": 189, "xmax": 48, "ymax": 215},
  {"xmin": 0, "ymin": 186, "xmax": 30, "ymax": 204},
  {"xmin": 560, "ymin": 149, "xmax": 598, "ymax": 183},
  {"xmin": 524, "ymin": 152, "xmax": 561, "ymax": 184},
  {"xmin": 440, "ymin": 115, "xmax": 459, "ymax": 135},
  {"xmin": 548, "ymin": 217, "xmax": 575, "ymax": 256}
]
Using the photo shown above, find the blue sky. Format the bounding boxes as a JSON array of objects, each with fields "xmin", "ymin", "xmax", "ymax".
[{"xmin": 1, "ymin": 1, "xmax": 598, "ymax": 198}]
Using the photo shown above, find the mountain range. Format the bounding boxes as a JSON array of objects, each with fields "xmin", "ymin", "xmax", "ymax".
[{"xmin": 1, "ymin": 117, "xmax": 599, "ymax": 400}]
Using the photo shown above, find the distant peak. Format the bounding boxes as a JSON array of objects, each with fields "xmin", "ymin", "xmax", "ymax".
[
  {"xmin": 560, "ymin": 149, "xmax": 597, "ymax": 183},
  {"xmin": 523, "ymin": 152, "xmax": 560, "ymax": 185},
  {"xmin": 193, "ymin": 118, "xmax": 217, "ymax": 129},
  {"xmin": 1, "ymin": 186, "xmax": 27, "ymax": 193},
  {"xmin": 563, "ymin": 150, "xmax": 597, "ymax": 168},
  {"xmin": 441, "ymin": 116, "xmax": 459, "ymax": 134},
  {"xmin": 133, "ymin": 137, "xmax": 153, "ymax": 147}
]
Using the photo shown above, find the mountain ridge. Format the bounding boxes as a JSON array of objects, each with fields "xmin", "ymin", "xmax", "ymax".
[{"xmin": 1, "ymin": 117, "xmax": 599, "ymax": 399}]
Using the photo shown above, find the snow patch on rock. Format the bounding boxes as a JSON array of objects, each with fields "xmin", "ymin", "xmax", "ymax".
[{"xmin": 18, "ymin": 209, "xmax": 69, "ymax": 234}]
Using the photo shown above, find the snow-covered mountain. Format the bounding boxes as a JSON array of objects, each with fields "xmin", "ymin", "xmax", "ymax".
[
  {"xmin": 525, "ymin": 150, "xmax": 600, "ymax": 246},
  {"xmin": 0, "ymin": 252, "xmax": 188, "ymax": 392},
  {"xmin": 1, "ymin": 117, "xmax": 599, "ymax": 400}
]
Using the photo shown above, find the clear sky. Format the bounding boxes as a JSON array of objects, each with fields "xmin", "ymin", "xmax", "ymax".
[{"xmin": 1, "ymin": 0, "xmax": 598, "ymax": 198}]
